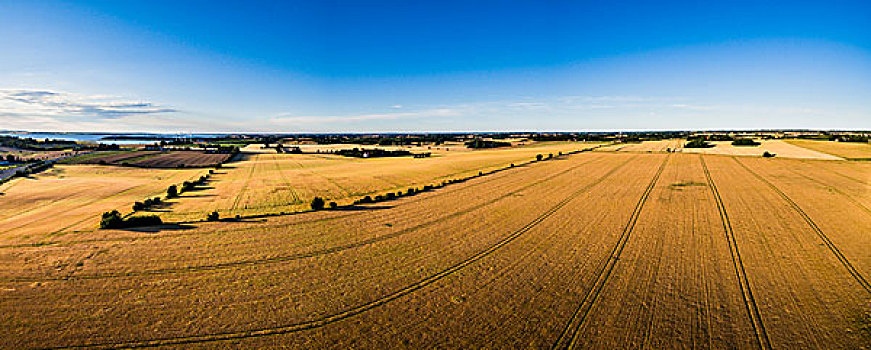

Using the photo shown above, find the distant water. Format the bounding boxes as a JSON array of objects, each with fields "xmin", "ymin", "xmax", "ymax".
[{"xmin": 0, "ymin": 132, "xmax": 223, "ymax": 145}]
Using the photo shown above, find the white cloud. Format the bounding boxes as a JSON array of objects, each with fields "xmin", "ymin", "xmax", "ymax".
[{"xmin": 0, "ymin": 89, "xmax": 177, "ymax": 120}]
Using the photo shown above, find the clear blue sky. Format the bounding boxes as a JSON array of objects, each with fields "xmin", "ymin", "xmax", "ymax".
[{"xmin": 1, "ymin": 0, "xmax": 869, "ymax": 132}]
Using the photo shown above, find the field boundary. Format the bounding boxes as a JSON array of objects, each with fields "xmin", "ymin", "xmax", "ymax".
[
  {"xmin": 551, "ymin": 154, "xmax": 670, "ymax": 350},
  {"xmin": 733, "ymin": 157, "xmax": 871, "ymax": 293},
  {"xmin": 701, "ymin": 156, "xmax": 772, "ymax": 350},
  {"xmin": 42, "ymin": 149, "xmax": 632, "ymax": 349}
]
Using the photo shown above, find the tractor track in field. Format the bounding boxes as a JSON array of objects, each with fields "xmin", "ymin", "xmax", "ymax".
[
  {"xmin": 701, "ymin": 156, "xmax": 772, "ymax": 350},
  {"xmin": 229, "ymin": 156, "xmax": 258, "ymax": 212},
  {"xmin": 271, "ymin": 154, "xmax": 301, "ymax": 204},
  {"xmin": 551, "ymin": 154, "xmax": 670, "ymax": 350},
  {"xmin": 5, "ymin": 155, "xmax": 630, "ymax": 283},
  {"xmin": 780, "ymin": 164, "xmax": 871, "ymax": 216},
  {"xmin": 733, "ymin": 157, "xmax": 871, "ymax": 293},
  {"xmin": 42, "ymin": 152, "xmax": 633, "ymax": 349}
]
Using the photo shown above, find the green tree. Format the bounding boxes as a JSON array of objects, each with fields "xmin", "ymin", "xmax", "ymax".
[{"xmin": 310, "ymin": 196, "xmax": 325, "ymax": 210}]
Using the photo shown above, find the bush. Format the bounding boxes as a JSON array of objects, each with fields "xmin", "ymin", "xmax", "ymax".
[
  {"xmin": 361, "ymin": 195, "xmax": 373, "ymax": 203},
  {"xmin": 732, "ymin": 138, "xmax": 760, "ymax": 146},
  {"xmin": 124, "ymin": 215, "xmax": 162, "ymax": 227},
  {"xmin": 310, "ymin": 196, "xmax": 325, "ymax": 210},
  {"xmin": 100, "ymin": 211, "xmax": 161, "ymax": 229},
  {"xmin": 133, "ymin": 202, "xmax": 145, "ymax": 211},
  {"xmin": 762, "ymin": 151, "xmax": 776, "ymax": 158},
  {"xmin": 386, "ymin": 192, "xmax": 396, "ymax": 199},
  {"xmin": 510, "ymin": 163, "xmax": 515, "ymax": 167},
  {"xmin": 100, "ymin": 210, "xmax": 124, "ymax": 229},
  {"xmin": 207, "ymin": 211, "xmax": 219, "ymax": 221},
  {"xmin": 167, "ymin": 185, "xmax": 178, "ymax": 198},
  {"xmin": 406, "ymin": 188, "xmax": 415, "ymax": 195},
  {"xmin": 536, "ymin": 154, "xmax": 543, "ymax": 161},
  {"xmin": 329, "ymin": 201, "xmax": 338, "ymax": 209},
  {"xmin": 685, "ymin": 139, "xmax": 714, "ymax": 148}
]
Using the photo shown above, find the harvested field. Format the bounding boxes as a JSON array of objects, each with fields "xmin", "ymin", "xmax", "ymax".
[
  {"xmin": 0, "ymin": 152, "xmax": 868, "ymax": 349},
  {"xmin": 682, "ymin": 140, "xmax": 843, "ymax": 160},
  {"xmin": 596, "ymin": 139, "xmax": 685, "ymax": 153},
  {"xmin": 784, "ymin": 139, "xmax": 871, "ymax": 160},
  {"xmin": 128, "ymin": 151, "xmax": 232, "ymax": 168}
]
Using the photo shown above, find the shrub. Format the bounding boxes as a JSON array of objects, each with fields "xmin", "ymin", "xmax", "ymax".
[
  {"xmin": 536, "ymin": 154, "xmax": 543, "ymax": 161},
  {"xmin": 310, "ymin": 196, "xmax": 325, "ymax": 210},
  {"xmin": 100, "ymin": 210, "xmax": 124, "ymax": 229},
  {"xmin": 548, "ymin": 153, "xmax": 553, "ymax": 159},
  {"xmin": 510, "ymin": 163, "xmax": 515, "ymax": 167},
  {"xmin": 124, "ymin": 215, "xmax": 162, "ymax": 227},
  {"xmin": 386, "ymin": 192, "xmax": 396, "ymax": 199},
  {"xmin": 132, "ymin": 202, "xmax": 145, "ymax": 211},
  {"xmin": 167, "ymin": 185, "xmax": 178, "ymax": 198},
  {"xmin": 406, "ymin": 188, "xmax": 415, "ymax": 195},
  {"xmin": 207, "ymin": 211, "xmax": 219, "ymax": 221},
  {"xmin": 361, "ymin": 195, "xmax": 373, "ymax": 203},
  {"xmin": 329, "ymin": 201, "xmax": 338, "ymax": 209},
  {"xmin": 375, "ymin": 195, "xmax": 385, "ymax": 201},
  {"xmin": 478, "ymin": 171, "xmax": 483, "ymax": 176}
]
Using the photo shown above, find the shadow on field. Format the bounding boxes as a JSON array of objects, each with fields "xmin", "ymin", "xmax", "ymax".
[
  {"xmin": 332, "ymin": 205, "xmax": 394, "ymax": 211},
  {"xmin": 121, "ymin": 224, "xmax": 197, "ymax": 233},
  {"xmin": 179, "ymin": 194, "xmax": 216, "ymax": 198}
]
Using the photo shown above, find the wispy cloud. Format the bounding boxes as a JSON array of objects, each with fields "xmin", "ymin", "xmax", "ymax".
[{"xmin": 0, "ymin": 89, "xmax": 177, "ymax": 119}]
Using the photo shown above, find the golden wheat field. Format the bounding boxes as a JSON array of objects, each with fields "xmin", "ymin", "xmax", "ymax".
[
  {"xmin": 0, "ymin": 165, "xmax": 205, "ymax": 241},
  {"xmin": 162, "ymin": 142, "xmax": 600, "ymax": 221},
  {"xmin": 0, "ymin": 145, "xmax": 868, "ymax": 349}
]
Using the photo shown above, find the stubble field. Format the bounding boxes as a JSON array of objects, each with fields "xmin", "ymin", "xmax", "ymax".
[{"xmin": 0, "ymin": 146, "xmax": 868, "ymax": 349}]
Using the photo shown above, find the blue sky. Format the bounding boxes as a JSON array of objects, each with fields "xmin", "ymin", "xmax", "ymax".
[{"xmin": 1, "ymin": 0, "xmax": 869, "ymax": 132}]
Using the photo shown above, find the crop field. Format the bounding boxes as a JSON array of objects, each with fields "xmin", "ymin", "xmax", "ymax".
[
  {"xmin": 0, "ymin": 150, "xmax": 868, "ymax": 349},
  {"xmin": 0, "ymin": 165, "xmax": 204, "ymax": 243},
  {"xmin": 66, "ymin": 150, "xmax": 162, "ymax": 165},
  {"xmin": 161, "ymin": 142, "xmax": 601, "ymax": 221},
  {"xmin": 127, "ymin": 151, "xmax": 232, "ymax": 168},
  {"xmin": 783, "ymin": 139, "xmax": 871, "ymax": 160}
]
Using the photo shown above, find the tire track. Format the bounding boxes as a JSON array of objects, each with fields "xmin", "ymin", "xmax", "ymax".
[
  {"xmin": 271, "ymin": 154, "xmax": 301, "ymax": 203},
  {"xmin": 229, "ymin": 155, "xmax": 258, "ymax": 212},
  {"xmin": 7, "ymin": 155, "xmax": 630, "ymax": 283},
  {"xmin": 701, "ymin": 156, "xmax": 772, "ymax": 350},
  {"xmin": 780, "ymin": 164, "xmax": 871, "ymax": 216},
  {"xmin": 551, "ymin": 154, "xmax": 670, "ymax": 350},
  {"xmin": 733, "ymin": 157, "xmax": 871, "ymax": 293},
  {"xmin": 43, "ymin": 153, "xmax": 633, "ymax": 349}
]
